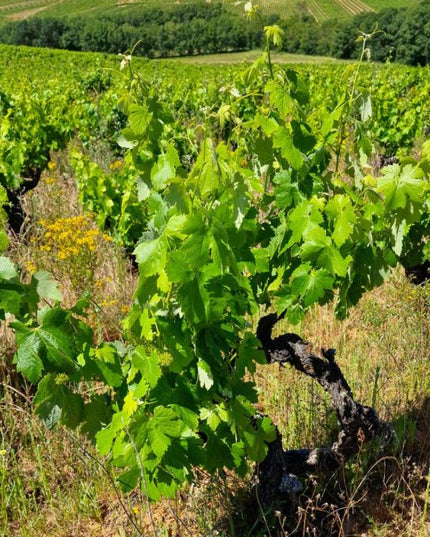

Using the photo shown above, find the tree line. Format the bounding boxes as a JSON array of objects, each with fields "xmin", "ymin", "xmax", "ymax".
[
  {"xmin": 0, "ymin": 3, "xmax": 262, "ymax": 57},
  {"xmin": 0, "ymin": 0, "xmax": 428, "ymax": 65}
]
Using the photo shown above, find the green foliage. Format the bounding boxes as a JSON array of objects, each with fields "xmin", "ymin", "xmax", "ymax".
[
  {"xmin": 70, "ymin": 151, "xmax": 146, "ymax": 250},
  {"xmin": 79, "ymin": 50, "xmax": 428, "ymax": 498},
  {"xmin": 0, "ymin": 3, "xmax": 261, "ymax": 59},
  {"xmin": 333, "ymin": 1, "xmax": 430, "ymax": 65},
  {"xmin": 0, "ymin": 0, "xmax": 419, "ymax": 26},
  {"xmin": 0, "ymin": 78, "xmax": 109, "ymax": 195}
]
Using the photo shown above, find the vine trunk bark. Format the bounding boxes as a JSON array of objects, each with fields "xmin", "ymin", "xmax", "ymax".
[
  {"xmin": 254, "ymin": 312, "xmax": 390, "ymax": 509},
  {"xmin": 3, "ymin": 166, "xmax": 43, "ymax": 234}
]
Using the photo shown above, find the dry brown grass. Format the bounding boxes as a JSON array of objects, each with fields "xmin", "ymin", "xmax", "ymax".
[{"xmin": 254, "ymin": 271, "xmax": 430, "ymax": 536}]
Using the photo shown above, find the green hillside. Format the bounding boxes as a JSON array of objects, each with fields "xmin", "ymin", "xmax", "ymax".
[
  {"xmin": 259, "ymin": 0, "xmax": 419, "ymax": 21},
  {"xmin": 0, "ymin": 0, "xmax": 420, "ymax": 24}
]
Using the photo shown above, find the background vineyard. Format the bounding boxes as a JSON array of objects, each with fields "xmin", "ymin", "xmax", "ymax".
[{"xmin": 0, "ymin": 0, "xmax": 420, "ymax": 24}]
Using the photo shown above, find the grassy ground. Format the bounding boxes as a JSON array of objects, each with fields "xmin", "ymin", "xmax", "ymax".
[
  {"xmin": 161, "ymin": 50, "xmax": 349, "ymax": 65},
  {"xmin": 0, "ymin": 147, "xmax": 429, "ymax": 536}
]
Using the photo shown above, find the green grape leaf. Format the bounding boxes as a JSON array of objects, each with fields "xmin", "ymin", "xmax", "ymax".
[
  {"xmin": 391, "ymin": 218, "xmax": 408, "ymax": 256},
  {"xmin": 132, "ymin": 347, "xmax": 161, "ymax": 388},
  {"xmin": 318, "ymin": 246, "xmax": 352, "ymax": 278},
  {"xmin": 266, "ymin": 80, "xmax": 294, "ymax": 117},
  {"xmin": 290, "ymin": 265, "xmax": 334, "ymax": 307},
  {"xmin": 37, "ymin": 325, "xmax": 77, "ymax": 373},
  {"xmin": 136, "ymin": 178, "xmax": 151, "ymax": 201},
  {"xmin": 237, "ymin": 332, "xmax": 266, "ymax": 376},
  {"xmin": 58, "ymin": 388, "xmax": 84, "ymax": 429},
  {"xmin": 128, "ymin": 104, "xmax": 152, "ymax": 136},
  {"xmin": 33, "ymin": 373, "xmax": 83, "ymax": 429},
  {"xmin": 200, "ymin": 405, "xmax": 223, "ymax": 431},
  {"xmin": 273, "ymin": 128, "xmax": 304, "ymax": 171},
  {"xmin": 31, "ymin": 271, "xmax": 62, "ymax": 302},
  {"xmin": 96, "ymin": 412, "xmax": 124, "ymax": 455},
  {"xmin": 15, "ymin": 332, "xmax": 43, "ymax": 383},
  {"xmin": 0, "ymin": 229, "xmax": 8, "ymax": 253},
  {"xmin": 81, "ymin": 395, "xmax": 113, "ymax": 441},
  {"xmin": 0, "ymin": 256, "xmax": 17, "ymax": 280},
  {"xmin": 273, "ymin": 170, "xmax": 301, "ymax": 209},
  {"xmin": 325, "ymin": 195, "xmax": 357, "ymax": 248},
  {"xmin": 377, "ymin": 164, "xmax": 424, "ymax": 212},
  {"xmin": 177, "ymin": 277, "xmax": 209, "ymax": 324},
  {"xmin": 151, "ymin": 143, "xmax": 180, "ymax": 190},
  {"xmin": 358, "ymin": 89, "xmax": 372, "ymax": 122},
  {"xmin": 187, "ymin": 139, "xmax": 220, "ymax": 197},
  {"xmin": 254, "ymin": 114, "xmax": 279, "ymax": 136},
  {"xmin": 197, "ymin": 360, "xmax": 214, "ymax": 390},
  {"xmin": 0, "ymin": 289, "xmax": 22, "ymax": 317},
  {"xmin": 232, "ymin": 177, "xmax": 249, "ymax": 229},
  {"xmin": 148, "ymin": 406, "xmax": 184, "ymax": 458},
  {"xmin": 204, "ymin": 430, "xmax": 235, "ymax": 471},
  {"xmin": 287, "ymin": 201, "xmax": 324, "ymax": 246},
  {"xmin": 246, "ymin": 416, "xmax": 276, "ymax": 462},
  {"xmin": 93, "ymin": 345, "xmax": 124, "ymax": 388},
  {"xmin": 134, "ymin": 235, "xmax": 168, "ymax": 277},
  {"xmin": 118, "ymin": 466, "xmax": 141, "ymax": 492}
]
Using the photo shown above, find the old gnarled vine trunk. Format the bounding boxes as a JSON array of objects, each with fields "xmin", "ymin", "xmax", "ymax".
[{"xmin": 255, "ymin": 312, "xmax": 389, "ymax": 509}]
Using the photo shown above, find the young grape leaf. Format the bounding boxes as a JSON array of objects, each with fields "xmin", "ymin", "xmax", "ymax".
[
  {"xmin": 132, "ymin": 346, "xmax": 161, "ymax": 388},
  {"xmin": 31, "ymin": 271, "xmax": 62, "ymax": 302},
  {"xmin": 134, "ymin": 235, "xmax": 168, "ymax": 276},
  {"xmin": 15, "ymin": 332, "xmax": 43, "ymax": 383},
  {"xmin": 290, "ymin": 264, "xmax": 334, "ymax": 307},
  {"xmin": 0, "ymin": 256, "xmax": 17, "ymax": 280}
]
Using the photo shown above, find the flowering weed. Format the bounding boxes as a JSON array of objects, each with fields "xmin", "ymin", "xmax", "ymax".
[
  {"xmin": 37, "ymin": 214, "xmax": 110, "ymax": 294},
  {"xmin": 11, "ymin": 162, "xmax": 137, "ymax": 340}
]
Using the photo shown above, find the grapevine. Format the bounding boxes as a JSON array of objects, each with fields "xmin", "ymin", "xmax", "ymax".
[{"xmin": 0, "ymin": 34, "xmax": 429, "ymax": 515}]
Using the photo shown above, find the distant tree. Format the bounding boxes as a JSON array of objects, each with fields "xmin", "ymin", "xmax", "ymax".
[
  {"xmin": 59, "ymin": 21, "xmax": 82, "ymax": 51},
  {"xmin": 397, "ymin": 1, "xmax": 430, "ymax": 65}
]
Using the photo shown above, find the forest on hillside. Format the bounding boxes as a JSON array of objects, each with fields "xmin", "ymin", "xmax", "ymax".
[{"xmin": 0, "ymin": 0, "xmax": 429, "ymax": 64}]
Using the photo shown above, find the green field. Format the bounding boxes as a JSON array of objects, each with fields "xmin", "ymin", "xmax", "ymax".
[
  {"xmin": 163, "ymin": 49, "xmax": 349, "ymax": 64},
  {"xmin": 0, "ymin": 0, "xmax": 421, "ymax": 24}
]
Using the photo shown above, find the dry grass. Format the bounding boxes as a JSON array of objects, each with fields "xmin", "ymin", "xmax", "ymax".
[{"xmin": 254, "ymin": 271, "xmax": 430, "ymax": 536}]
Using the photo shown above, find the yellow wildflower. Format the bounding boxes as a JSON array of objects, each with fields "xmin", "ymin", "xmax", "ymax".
[
  {"xmin": 24, "ymin": 261, "xmax": 37, "ymax": 274},
  {"xmin": 100, "ymin": 299, "xmax": 118, "ymax": 308},
  {"xmin": 109, "ymin": 160, "xmax": 123, "ymax": 171}
]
